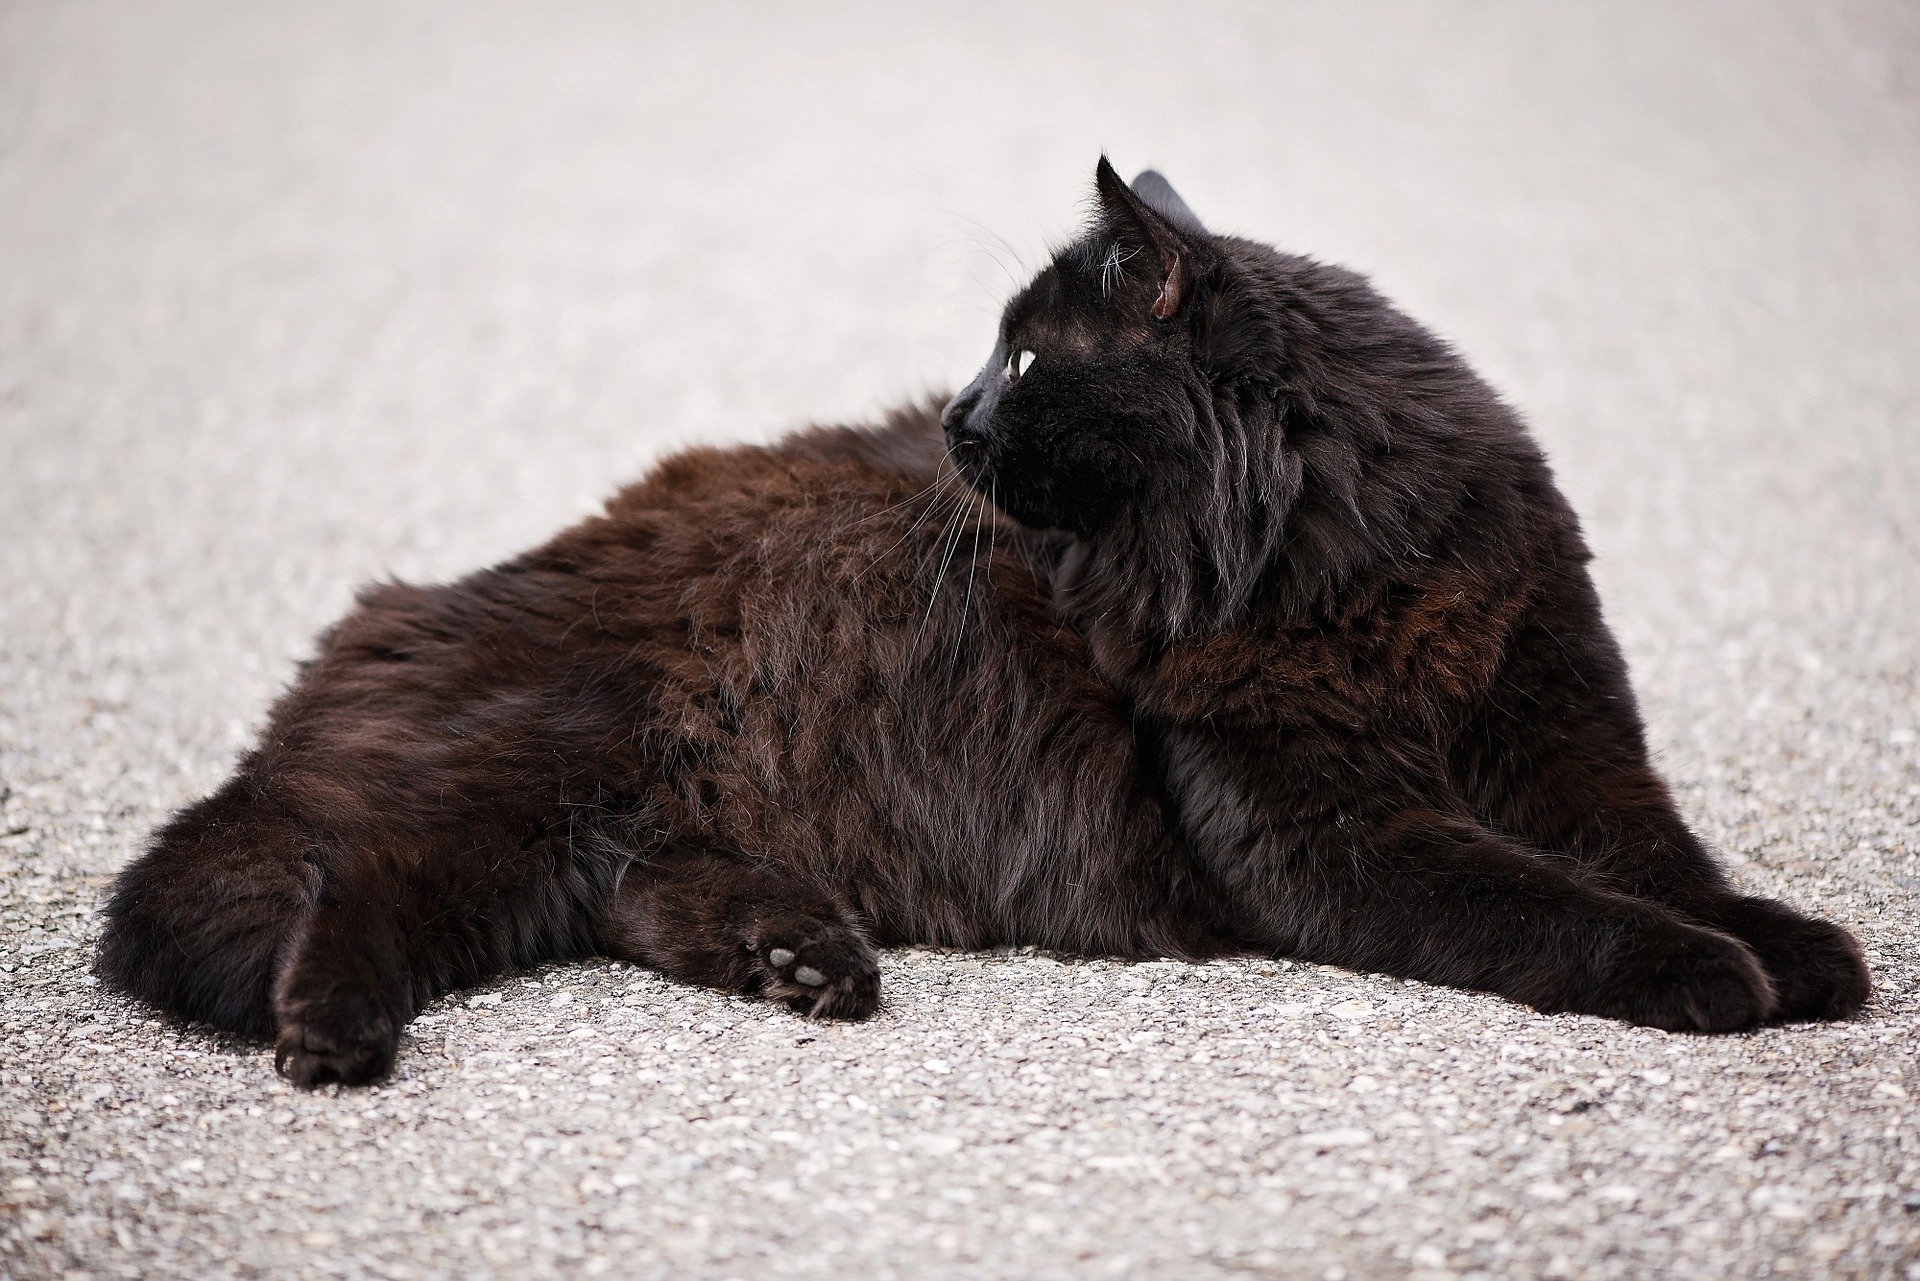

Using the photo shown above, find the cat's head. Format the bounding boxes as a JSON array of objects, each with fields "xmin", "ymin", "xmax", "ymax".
[{"xmin": 944, "ymin": 157, "xmax": 1510, "ymax": 634}]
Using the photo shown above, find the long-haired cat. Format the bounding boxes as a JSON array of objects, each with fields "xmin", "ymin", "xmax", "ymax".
[
  {"xmin": 99, "ymin": 161, "xmax": 1868, "ymax": 1088},
  {"xmin": 943, "ymin": 158, "xmax": 1868, "ymax": 1032}
]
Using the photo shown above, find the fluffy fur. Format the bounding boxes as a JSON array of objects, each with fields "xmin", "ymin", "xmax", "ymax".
[
  {"xmin": 944, "ymin": 158, "xmax": 1870, "ymax": 1033},
  {"xmin": 98, "ymin": 409, "xmax": 1216, "ymax": 1085},
  {"xmin": 99, "ymin": 159, "xmax": 1869, "ymax": 1087}
]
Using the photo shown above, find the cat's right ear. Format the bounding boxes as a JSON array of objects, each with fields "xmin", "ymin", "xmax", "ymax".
[{"xmin": 1093, "ymin": 155, "xmax": 1201, "ymax": 320}]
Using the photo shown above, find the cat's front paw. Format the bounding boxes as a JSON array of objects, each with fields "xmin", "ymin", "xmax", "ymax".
[
  {"xmin": 1708, "ymin": 896, "xmax": 1870, "ymax": 1022},
  {"xmin": 1594, "ymin": 918, "xmax": 1776, "ymax": 1033},
  {"xmin": 750, "ymin": 915, "xmax": 880, "ymax": 1020},
  {"xmin": 274, "ymin": 989, "xmax": 399, "ymax": 1088}
]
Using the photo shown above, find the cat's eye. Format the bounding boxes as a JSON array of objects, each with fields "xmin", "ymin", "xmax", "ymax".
[{"xmin": 1006, "ymin": 349, "xmax": 1036, "ymax": 381}]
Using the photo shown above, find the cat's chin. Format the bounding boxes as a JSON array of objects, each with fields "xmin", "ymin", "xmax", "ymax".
[
  {"xmin": 942, "ymin": 442, "xmax": 997, "ymax": 504},
  {"xmin": 968, "ymin": 482, "xmax": 1094, "ymax": 541}
]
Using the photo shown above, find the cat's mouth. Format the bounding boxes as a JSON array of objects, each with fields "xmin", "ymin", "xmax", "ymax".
[
  {"xmin": 943, "ymin": 435, "xmax": 1088, "ymax": 538},
  {"xmin": 939, "ymin": 385, "xmax": 1002, "ymax": 504},
  {"xmin": 940, "ymin": 388, "xmax": 1126, "ymax": 538},
  {"xmin": 943, "ymin": 423, "xmax": 993, "ymax": 492}
]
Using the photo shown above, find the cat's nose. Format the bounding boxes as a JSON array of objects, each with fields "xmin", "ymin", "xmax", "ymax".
[
  {"xmin": 943, "ymin": 406, "xmax": 992, "ymax": 456},
  {"xmin": 939, "ymin": 391, "xmax": 977, "ymax": 433}
]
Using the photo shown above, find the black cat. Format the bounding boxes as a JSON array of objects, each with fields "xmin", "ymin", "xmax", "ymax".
[
  {"xmin": 943, "ymin": 157, "xmax": 1870, "ymax": 1031},
  {"xmin": 97, "ymin": 160, "xmax": 1868, "ymax": 1089}
]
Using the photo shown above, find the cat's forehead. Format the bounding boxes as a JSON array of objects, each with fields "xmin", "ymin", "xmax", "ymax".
[{"xmin": 1001, "ymin": 239, "xmax": 1151, "ymax": 351}]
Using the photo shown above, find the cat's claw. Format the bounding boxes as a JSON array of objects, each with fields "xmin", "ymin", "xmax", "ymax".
[{"xmin": 753, "ymin": 916, "xmax": 880, "ymax": 1019}]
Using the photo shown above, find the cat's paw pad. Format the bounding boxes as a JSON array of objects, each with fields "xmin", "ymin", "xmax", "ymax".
[
  {"xmin": 1602, "ymin": 920, "xmax": 1776, "ymax": 1033},
  {"xmin": 752, "ymin": 917, "xmax": 880, "ymax": 1020},
  {"xmin": 273, "ymin": 992, "xmax": 399, "ymax": 1088},
  {"xmin": 1715, "ymin": 896, "xmax": 1870, "ymax": 1022}
]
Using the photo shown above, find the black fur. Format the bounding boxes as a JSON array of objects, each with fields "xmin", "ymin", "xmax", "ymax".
[
  {"xmin": 97, "ymin": 159, "xmax": 1868, "ymax": 1089},
  {"xmin": 945, "ymin": 157, "xmax": 1870, "ymax": 1031}
]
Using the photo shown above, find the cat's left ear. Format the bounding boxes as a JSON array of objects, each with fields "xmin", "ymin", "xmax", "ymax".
[{"xmin": 1093, "ymin": 156, "xmax": 1207, "ymax": 320}]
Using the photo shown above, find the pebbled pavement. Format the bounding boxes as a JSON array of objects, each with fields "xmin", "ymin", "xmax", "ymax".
[{"xmin": 2, "ymin": 3, "xmax": 1917, "ymax": 1278}]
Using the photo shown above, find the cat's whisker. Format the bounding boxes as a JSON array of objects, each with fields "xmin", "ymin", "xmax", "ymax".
[
  {"xmin": 857, "ymin": 466, "xmax": 956, "ymax": 526},
  {"xmin": 993, "ymin": 486, "xmax": 1005, "ymax": 572},
  {"xmin": 939, "ymin": 240, "xmax": 1027, "ymax": 296},
  {"xmin": 944, "ymin": 216, "xmax": 1027, "ymax": 290},
  {"xmin": 850, "ymin": 467, "xmax": 968, "ymax": 586},
  {"xmin": 947, "ymin": 483, "xmax": 989, "ymax": 677},
  {"xmin": 914, "ymin": 479, "xmax": 979, "ymax": 653}
]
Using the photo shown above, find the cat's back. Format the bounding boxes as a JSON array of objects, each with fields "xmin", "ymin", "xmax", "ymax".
[
  {"xmin": 272, "ymin": 407, "xmax": 966, "ymax": 782},
  {"xmin": 582, "ymin": 402, "xmax": 1046, "ymax": 650},
  {"xmin": 598, "ymin": 402, "xmax": 950, "ymax": 568}
]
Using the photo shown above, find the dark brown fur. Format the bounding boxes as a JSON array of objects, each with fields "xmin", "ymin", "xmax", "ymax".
[
  {"xmin": 943, "ymin": 159, "xmax": 1870, "ymax": 1035},
  {"xmin": 98, "ymin": 409, "xmax": 1214, "ymax": 1085}
]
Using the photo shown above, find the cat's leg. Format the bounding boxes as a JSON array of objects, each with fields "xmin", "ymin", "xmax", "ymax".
[
  {"xmin": 272, "ymin": 870, "xmax": 409, "ymax": 1088},
  {"xmin": 596, "ymin": 850, "xmax": 880, "ymax": 1019},
  {"xmin": 273, "ymin": 828, "xmax": 614, "ymax": 1087},
  {"xmin": 1171, "ymin": 730, "xmax": 1777, "ymax": 1031},
  {"xmin": 1452, "ymin": 574, "xmax": 1869, "ymax": 1021}
]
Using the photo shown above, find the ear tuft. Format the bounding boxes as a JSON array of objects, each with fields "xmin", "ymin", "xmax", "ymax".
[
  {"xmin": 1093, "ymin": 155, "xmax": 1161, "ymax": 240},
  {"xmin": 1093, "ymin": 155, "xmax": 1133, "ymax": 213},
  {"xmin": 1091, "ymin": 156, "xmax": 1195, "ymax": 320}
]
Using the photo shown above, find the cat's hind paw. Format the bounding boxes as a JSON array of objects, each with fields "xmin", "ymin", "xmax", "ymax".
[
  {"xmin": 752, "ymin": 916, "xmax": 880, "ymax": 1020},
  {"xmin": 273, "ymin": 990, "xmax": 399, "ymax": 1088}
]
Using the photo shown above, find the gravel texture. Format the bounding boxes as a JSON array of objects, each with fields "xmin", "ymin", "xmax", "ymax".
[{"xmin": 3, "ymin": 2, "xmax": 1918, "ymax": 1278}]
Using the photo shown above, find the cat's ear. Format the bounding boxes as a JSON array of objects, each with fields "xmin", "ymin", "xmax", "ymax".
[
  {"xmin": 1093, "ymin": 156, "xmax": 1203, "ymax": 320},
  {"xmin": 1129, "ymin": 170, "xmax": 1207, "ymax": 237}
]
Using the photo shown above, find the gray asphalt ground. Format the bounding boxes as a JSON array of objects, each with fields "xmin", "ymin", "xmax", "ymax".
[{"xmin": 3, "ymin": 3, "xmax": 1918, "ymax": 1278}]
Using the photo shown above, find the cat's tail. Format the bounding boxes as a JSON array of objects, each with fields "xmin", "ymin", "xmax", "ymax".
[{"xmin": 95, "ymin": 769, "xmax": 316, "ymax": 1039}]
